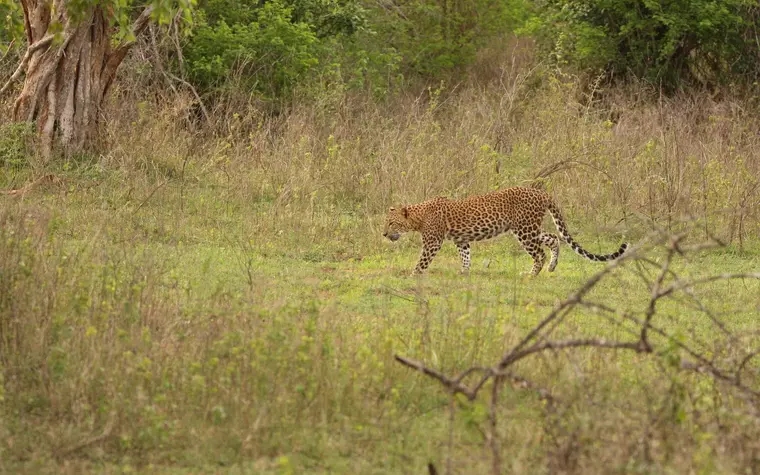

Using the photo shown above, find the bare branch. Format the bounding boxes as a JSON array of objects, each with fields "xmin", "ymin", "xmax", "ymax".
[
  {"xmin": 129, "ymin": 6, "xmax": 156, "ymax": 45},
  {"xmin": 394, "ymin": 231, "xmax": 760, "ymax": 473},
  {"xmin": 678, "ymin": 284, "xmax": 733, "ymax": 338},
  {"xmin": 505, "ymin": 338, "xmax": 651, "ymax": 365},
  {"xmin": 488, "ymin": 375, "xmax": 502, "ymax": 475},
  {"xmin": 452, "ymin": 366, "xmax": 491, "ymax": 386},
  {"xmin": 660, "ymin": 272, "xmax": 760, "ymax": 296},
  {"xmin": 0, "ymin": 39, "xmax": 16, "ymax": 62},
  {"xmin": 394, "ymin": 355, "xmax": 479, "ymax": 399},
  {"xmin": 498, "ymin": 371, "xmax": 557, "ymax": 405},
  {"xmin": 498, "ymin": 246, "xmax": 640, "ymax": 370},
  {"xmin": 1, "ymin": 34, "xmax": 55, "ymax": 95},
  {"xmin": 680, "ymin": 359, "xmax": 760, "ymax": 399},
  {"xmin": 0, "ymin": 174, "xmax": 63, "ymax": 197},
  {"xmin": 641, "ymin": 234, "xmax": 682, "ymax": 350},
  {"xmin": 103, "ymin": 5, "xmax": 156, "ymax": 93},
  {"xmin": 55, "ymin": 410, "xmax": 117, "ymax": 457},
  {"xmin": 737, "ymin": 350, "xmax": 760, "ymax": 387},
  {"xmin": 148, "ymin": 24, "xmax": 210, "ymax": 125}
]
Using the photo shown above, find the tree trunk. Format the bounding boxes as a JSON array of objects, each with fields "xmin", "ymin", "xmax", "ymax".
[{"xmin": 9, "ymin": 1, "xmax": 154, "ymax": 157}]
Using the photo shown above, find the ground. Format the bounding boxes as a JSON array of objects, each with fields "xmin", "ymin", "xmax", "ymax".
[{"xmin": 2, "ymin": 168, "xmax": 759, "ymax": 474}]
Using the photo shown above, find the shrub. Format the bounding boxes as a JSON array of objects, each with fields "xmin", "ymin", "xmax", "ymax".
[
  {"xmin": 185, "ymin": 0, "xmax": 322, "ymax": 98},
  {"xmin": 0, "ymin": 122, "xmax": 35, "ymax": 168},
  {"xmin": 524, "ymin": 0, "xmax": 760, "ymax": 89}
]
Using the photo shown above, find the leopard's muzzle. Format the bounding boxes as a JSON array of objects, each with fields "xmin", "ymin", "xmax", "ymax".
[{"xmin": 383, "ymin": 232, "xmax": 400, "ymax": 242}]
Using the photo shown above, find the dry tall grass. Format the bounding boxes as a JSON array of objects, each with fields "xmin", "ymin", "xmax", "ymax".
[
  {"xmin": 99, "ymin": 42, "xmax": 760, "ymax": 246},
  {"xmin": 2, "ymin": 40, "xmax": 760, "ymax": 473}
]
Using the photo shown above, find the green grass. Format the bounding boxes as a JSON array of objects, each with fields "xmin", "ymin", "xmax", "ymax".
[{"xmin": 2, "ymin": 169, "xmax": 760, "ymax": 474}]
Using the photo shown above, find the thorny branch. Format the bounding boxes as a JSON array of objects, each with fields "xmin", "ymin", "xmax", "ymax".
[{"xmin": 395, "ymin": 229, "xmax": 760, "ymax": 474}]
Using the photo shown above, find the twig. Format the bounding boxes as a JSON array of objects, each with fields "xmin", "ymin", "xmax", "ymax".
[
  {"xmin": 132, "ymin": 180, "xmax": 170, "ymax": 215},
  {"xmin": 736, "ymin": 350, "xmax": 760, "ymax": 387},
  {"xmin": 499, "ymin": 371, "xmax": 557, "ymax": 406},
  {"xmin": 529, "ymin": 159, "xmax": 577, "ymax": 188},
  {"xmin": 503, "ymin": 338, "xmax": 650, "ymax": 366},
  {"xmin": 660, "ymin": 272, "xmax": 760, "ymax": 295},
  {"xmin": 498, "ymin": 246, "xmax": 638, "ymax": 370},
  {"xmin": 380, "ymin": 285, "xmax": 428, "ymax": 304},
  {"xmin": 0, "ymin": 174, "xmax": 63, "ymax": 197},
  {"xmin": 56, "ymin": 410, "xmax": 117, "ymax": 458},
  {"xmin": 149, "ymin": 24, "xmax": 210, "ymax": 125},
  {"xmin": 393, "ymin": 231, "xmax": 760, "ymax": 472},
  {"xmin": 1, "ymin": 34, "xmax": 55, "ymax": 95},
  {"xmin": 394, "ymin": 355, "xmax": 477, "ymax": 398},
  {"xmin": 1, "ymin": 39, "xmax": 16, "ymax": 62},
  {"xmin": 680, "ymin": 359, "xmax": 760, "ymax": 399},
  {"xmin": 641, "ymin": 234, "xmax": 681, "ymax": 350}
]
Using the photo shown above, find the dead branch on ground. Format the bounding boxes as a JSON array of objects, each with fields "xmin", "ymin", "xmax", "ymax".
[{"xmin": 395, "ymin": 228, "xmax": 760, "ymax": 474}]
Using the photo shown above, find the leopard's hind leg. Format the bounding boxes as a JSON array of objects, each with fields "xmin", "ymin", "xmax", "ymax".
[
  {"xmin": 539, "ymin": 232, "xmax": 560, "ymax": 272},
  {"xmin": 514, "ymin": 232, "xmax": 546, "ymax": 276}
]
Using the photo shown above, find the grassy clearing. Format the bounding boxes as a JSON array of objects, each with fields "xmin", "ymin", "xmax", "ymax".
[
  {"xmin": 2, "ymin": 172, "xmax": 759, "ymax": 474},
  {"xmin": 2, "ymin": 66, "xmax": 760, "ymax": 473}
]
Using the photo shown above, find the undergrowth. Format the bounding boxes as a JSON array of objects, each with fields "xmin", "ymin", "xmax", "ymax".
[{"xmin": 1, "ymin": 54, "xmax": 760, "ymax": 473}]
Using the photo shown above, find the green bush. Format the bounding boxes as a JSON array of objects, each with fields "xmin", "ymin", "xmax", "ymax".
[
  {"xmin": 184, "ymin": 0, "xmax": 384, "ymax": 99},
  {"xmin": 367, "ymin": 0, "xmax": 530, "ymax": 77},
  {"xmin": 0, "ymin": 122, "xmax": 35, "ymax": 168},
  {"xmin": 0, "ymin": 0, "xmax": 24, "ymax": 50},
  {"xmin": 185, "ymin": 0, "xmax": 321, "ymax": 97},
  {"xmin": 183, "ymin": 0, "xmax": 531, "ymax": 101},
  {"xmin": 524, "ymin": 0, "xmax": 760, "ymax": 89}
]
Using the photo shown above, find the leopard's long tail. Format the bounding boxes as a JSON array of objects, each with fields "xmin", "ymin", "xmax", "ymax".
[{"xmin": 547, "ymin": 200, "xmax": 628, "ymax": 262}]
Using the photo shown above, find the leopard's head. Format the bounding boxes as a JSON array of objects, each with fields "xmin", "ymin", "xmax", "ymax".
[{"xmin": 383, "ymin": 206, "xmax": 411, "ymax": 242}]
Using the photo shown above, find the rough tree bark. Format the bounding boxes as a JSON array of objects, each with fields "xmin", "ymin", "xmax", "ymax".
[{"xmin": 2, "ymin": 1, "xmax": 155, "ymax": 157}]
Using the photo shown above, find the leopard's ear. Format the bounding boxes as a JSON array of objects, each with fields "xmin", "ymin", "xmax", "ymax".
[
  {"xmin": 401, "ymin": 207, "xmax": 409, "ymax": 218},
  {"xmin": 389, "ymin": 206, "xmax": 396, "ymax": 212}
]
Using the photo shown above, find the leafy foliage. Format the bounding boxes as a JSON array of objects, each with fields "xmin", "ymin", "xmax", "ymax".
[
  {"xmin": 182, "ymin": 0, "xmax": 529, "ymax": 100},
  {"xmin": 61, "ymin": 0, "xmax": 194, "ymax": 40},
  {"xmin": 0, "ymin": 0, "xmax": 24, "ymax": 51},
  {"xmin": 185, "ymin": 0, "xmax": 323, "ymax": 97},
  {"xmin": 366, "ymin": 0, "xmax": 530, "ymax": 76},
  {"xmin": 183, "ymin": 0, "xmax": 401, "ymax": 100},
  {"xmin": 524, "ymin": 0, "xmax": 760, "ymax": 89},
  {"xmin": 0, "ymin": 122, "xmax": 35, "ymax": 168}
]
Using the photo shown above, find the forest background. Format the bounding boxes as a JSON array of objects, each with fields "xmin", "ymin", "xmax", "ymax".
[{"xmin": 2, "ymin": 0, "xmax": 760, "ymax": 473}]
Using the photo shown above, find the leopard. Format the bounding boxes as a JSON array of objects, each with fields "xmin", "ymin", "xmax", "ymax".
[{"xmin": 383, "ymin": 186, "xmax": 628, "ymax": 276}]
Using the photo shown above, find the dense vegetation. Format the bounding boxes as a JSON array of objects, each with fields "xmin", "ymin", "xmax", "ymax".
[
  {"xmin": 5, "ymin": 0, "xmax": 755, "ymax": 103},
  {"xmin": 1, "ymin": 0, "xmax": 760, "ymax": 473},
  {"xmin": 178, "ymin": 0, "xmax": 760, "ymax": 99}
]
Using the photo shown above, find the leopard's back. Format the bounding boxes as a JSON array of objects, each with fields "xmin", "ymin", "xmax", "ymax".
[{"xmin": 441, "ymin": 187, "xmax": 550, "ymax": 242}]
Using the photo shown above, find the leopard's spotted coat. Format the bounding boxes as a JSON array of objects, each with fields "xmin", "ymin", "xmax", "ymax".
[{"xmin": 383, "ymin": 186, "xmax": 628, "ymax": 275}]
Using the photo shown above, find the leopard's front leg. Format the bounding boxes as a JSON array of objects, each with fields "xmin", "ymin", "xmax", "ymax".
[
  {"xmin": 412, "ymin": 232, "xmax": 443, "ymax": 275},
  {"xmin": 456, "ymin": 242, "xmax": 471, "ymax": 273}
]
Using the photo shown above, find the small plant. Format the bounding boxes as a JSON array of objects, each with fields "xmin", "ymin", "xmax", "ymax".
[{"xmin": 0, "ymin": 122, "xmax": 35, "ymax": 168}]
